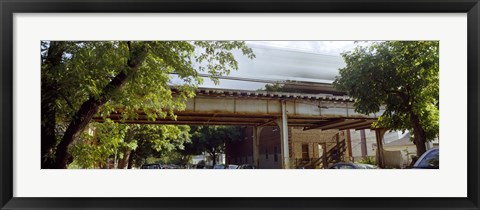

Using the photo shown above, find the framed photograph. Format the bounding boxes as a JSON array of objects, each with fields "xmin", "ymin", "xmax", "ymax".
[{"xmin": 1, "ymin": 0, "xmax": 479, "ymax": 209}]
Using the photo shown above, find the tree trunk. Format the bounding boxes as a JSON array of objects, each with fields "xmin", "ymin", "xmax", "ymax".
[
  {"xmin": 410, "ymin": 113, "xmax": 427, "ymax": 157},
  {"xmin": 127, "ymin": 151, "xmax": 135, "ymax": 169},
  {"xmin": 114, "ymin": 150, "xmax": 118, "ymax": 169},
  {"xmin": 211, "ymin": 152, "xmax": 217, "ymax": 166},
  {"xmin": 53, "ymin": 42, "xmax": 149, "ymax": 169},
  {"xmin": 118, "ymin": 150, "xmax": 131, "ymax": 169},
  {"xmin": 118, "ymin": 128, "xmax": 135, "ymax": 169},
  {"xmin": 41, "ymin": 102, "xmax": 56, "ymax": 168},
  {"xmin": 41, "ymin": 41, "xmax": 66, "ymax": 168}
]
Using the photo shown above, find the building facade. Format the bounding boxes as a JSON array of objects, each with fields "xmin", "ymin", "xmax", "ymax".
[
  {"xmin": 224, "ymin": 126, "xmax": 423, "ymax": 169},
  {"xmin": 225, "ymin": 126, "xmax": 350, "ymax": 169}
]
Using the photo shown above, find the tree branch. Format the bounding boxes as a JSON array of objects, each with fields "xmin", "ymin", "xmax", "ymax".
[
  {"xmin": 58, "ymin": 91, "xmax": 75, "ymax": 111},
  {"xmin": 53, "ymin": 42, "xmax": 149, "ymax": 168}
]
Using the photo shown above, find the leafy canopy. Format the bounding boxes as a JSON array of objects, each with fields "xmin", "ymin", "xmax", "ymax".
[
  {"xmin": 69, "ymin": 120, "xmax": 191, "ymax": 168},
  {"xmin": 188, "ymin": 126, "xmax": 242, "ymax": 156},
  {"xmin": 333, "ymin": 41, "xmax": 439, "ymax": 141},
  {"xmin": 42, "ymin": 41, "xmax": 254, "ymax": 123},
  {"xmin": 41, "ymin": 41, "xmax": 255, "ymax": 168}
]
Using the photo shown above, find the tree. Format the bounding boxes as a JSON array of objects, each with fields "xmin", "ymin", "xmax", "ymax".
[
  {"xmin": 41, "ymin": 41, "xmax": 254, "ymax": 168},
  {"xmin": 262, "ymin": 81, "xmax": 284, "ymax": 92},
  {"xmin": 333, "ymin": 41, "xmax": 439, "ymax": 157},
  {"xmin": 68, "ymin": 120, "xmax": 136, "ymax": 169},
  {"xmin": 188, "ymin": 126, "xmax": 241, "ymax": 166},
  {"xmin": 127, "ymin": 124, "xmax": 190, "ymax": 168},
  {"xmin": 68, "ymin": 121, "xmax": 191, "ymax": 169}
]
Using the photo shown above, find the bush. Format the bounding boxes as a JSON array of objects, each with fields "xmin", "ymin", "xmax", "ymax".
[{"xmin": 357, "ymin": 156, "xmax": 376, "ymax": 165}]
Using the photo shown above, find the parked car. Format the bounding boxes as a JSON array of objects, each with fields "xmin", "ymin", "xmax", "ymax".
[
  {"xmin": 190, "ymin": 164, "xmax": 205, "ymax": 169},
  {"xmin": 213, "ymin": 164, "xmax": 225, "ymax": 169},
  {"xmin": 329, "ymin": 162, "xmax": 378, "ymax": 169},
  {"xmin": 164, "ymin": 164, "xmax": 180, "ymax": 169},
  {"xmin": 225, "ymin": 164, "xmax": 239, "ymax": 169},
  {"xmin": 413, "ymin": 148, "xmax": 439, "ymax": 169},
  {"xmin": 237, "ymin": 164, "xmax": 256, "ymax": 169},
  {"xmin": 140, "ymin": 164, "xmax": 163, "ymax": 169}
]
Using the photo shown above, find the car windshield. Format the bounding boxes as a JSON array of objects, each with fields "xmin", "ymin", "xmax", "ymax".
[{"xmin": 416, "ymin": 149, "xmax": 439, "ymax": 169}]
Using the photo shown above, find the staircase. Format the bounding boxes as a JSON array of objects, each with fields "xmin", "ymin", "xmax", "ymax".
[
  {"xmin": 294, "ymin": 131, "xmax": 348, "ymax": 169},
  {"xmin": 324, "ymin": 139, "xmax": 347, "ymax": 165},
  {"xmin": 294, "ymin": 158, "xmax": 323, "ymax": 169}
]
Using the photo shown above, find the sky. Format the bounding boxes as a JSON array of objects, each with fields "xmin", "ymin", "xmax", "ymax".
[
  {"xmin": 245, "ymin": 41, "xmax": 360, "ymax": 56},
  {"xmin": 197, "ymin": 41, "xmax": 370, "ymax": 90}
]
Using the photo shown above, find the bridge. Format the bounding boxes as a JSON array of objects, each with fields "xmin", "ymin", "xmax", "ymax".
[{"xmin": 95, "ymin": 87, "xmax": 387, "ymax": 168}]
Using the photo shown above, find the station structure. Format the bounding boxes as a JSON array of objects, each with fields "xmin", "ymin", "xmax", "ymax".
[{"xmin": 94, "ymin": 87, "xmax": 388, "ymax": 168}]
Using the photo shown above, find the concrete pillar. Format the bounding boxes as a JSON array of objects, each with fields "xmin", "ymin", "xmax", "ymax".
[
  {"xmin": 360, "ymin": 129, "xmax": 367, "ymax": 157},
  {"xmin": 252, "ymin": 126, "xmax": 263, "ymax": 169},
  {"xmin": 276, "ymin": 100, "xmax": 290, "ymax": 169},
  {"xmin": 345, "ymin": 129, "xmax": 353, "ymax": 161},
  {"xmin": 375, "ymin": 128, "xmax": 387, "ymax": 168}
]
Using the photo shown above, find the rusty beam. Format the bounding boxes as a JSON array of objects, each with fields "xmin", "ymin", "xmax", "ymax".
[
  {"xmin": 257, "ymin": 120, "xmax": 276, "ymax": 127},
  {"xmin": 305, "ymin": 119, "xmax": 369, "ymax": 131},
  {"xmin": 343, "ymin": 123, "xmax": 374, "ymax": 130},
  {"xmin": 91, "ymin": 88, "xmax": 383, "ymax": 127},
  {"xmin": 93, "ymin": 117, "xmax": 321, "ymax": 127},
  {"xmin": 303, "ymin": 119, "xmax": 345, "ymax": 131},
  {"xmin": 335, "ymin": 120, "xmax": 373, "ymax": 130},
  {"xmin": 355, "ymin": 125, "xmax": 375, "ymax": 130},
  {"xmin": 320, "ymin": 120, "xmax": 372, "ymax": 130},
  {"xmin": 93, "ymin": 120, "xmax": 262, "ymax": 126}
]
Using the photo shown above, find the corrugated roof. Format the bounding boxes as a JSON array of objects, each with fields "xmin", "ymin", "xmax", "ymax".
[{"xmin": 193, "ymin": 87, "xmax": 355, "ymax": 102}]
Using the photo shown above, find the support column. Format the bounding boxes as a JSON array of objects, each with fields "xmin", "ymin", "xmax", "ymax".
[
  {"xmin": 276, "ymin": 100, "xmax": 290, "ymax": 169},
  {"xmin": 375, "ymin": 128, "xmax": 387, "ymax": 168},
  {"xmin": 252, "ymin": 126, "xmax": 263, "ymax": 169},
  {"xmin": 345, "ymin": 129, "xmax": 353, "ymax": 161},
  {"xmin": 360, "ymin": 130, "xmax": 367, "ymax": 157}
]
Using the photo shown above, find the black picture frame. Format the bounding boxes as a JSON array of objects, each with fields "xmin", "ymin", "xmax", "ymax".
[{"xmin": 1, "ymin": 0, "xmax": 479, "ymax": 209}]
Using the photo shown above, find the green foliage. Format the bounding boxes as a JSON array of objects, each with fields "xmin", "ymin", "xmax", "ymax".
[
  {"xmin": 130, "ymin": 124, "xmax": 191, "ymax": 167},
  {"xmin": 356, "ymin": 156, "xmax": 376, "ymax": 165},
  {"xmin": 69, "ymin": 120, "xmax": 129, "ymax": 168},
  {"xmin": 41, "ymin": 40, "xmax": 254, "ymax": 122},
  {"xmin": 41, "ymin": 41, "xmax": 254, "ymax": 167},
  {"xmin": 156, "ymin": 150, "xmax": 192, "ymax": 166},
  {"xmin": 193, "ymin": 41, "xmax": 255, "ymax": 84},
  {"xmin": 186, "ymin": 126, "xmax": 242, "ymax": 160},
  {"xmin": 69, "ymin": 120, "xmax": 191, "ymax": 168},
  {"xmin": 145, "ymin": 157, "xmax": 161, "ymax": 165},
  {"xmin": 259, "ymin": 80, "xmax": 318, "ymax": 94},
  {"xmin": 42, "ymin": 41, "xmax": 253, "ymax": 124},
  {"xmin": 333, "ymin": 41, "xmax": 439, "ymax": 142},
  {"xmin": 192, "ymin": 126, "xmax": 241, "ymax": 152},
  {"xmin": 262, "ymin": 81, "xmax": 284, "ymax": 92}
]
